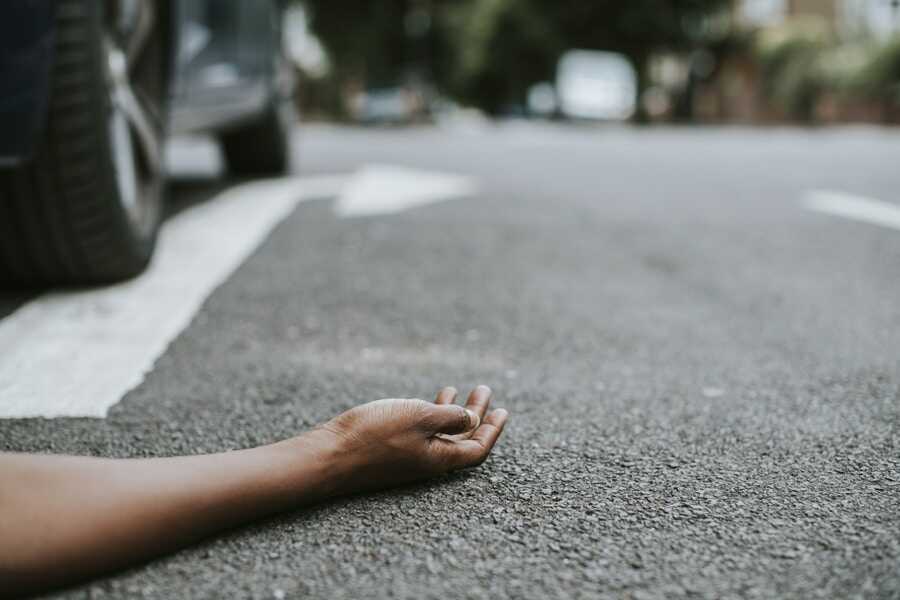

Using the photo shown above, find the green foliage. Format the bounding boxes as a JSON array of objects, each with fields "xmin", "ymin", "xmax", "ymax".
[
  {"xmin": 854, "ymin": 35, "xmax": 900, "ymax": 101},
  {"xmin": 448, "ymin": 0, "xmax": 731, "ymax": 113},
  {"xmin": 754, "ymin": 18, "xmax": 830, "ymax": 120},
  {"xmin": 815, "ymin": 43, "xmax": 873, "ymax": 95},
  {"xmin": 754, "ymin": 19, "xmax": 900, "ymax": 121},
  {"xmin": 302, "ymin": 1, "xmax": 430, "ymax": 87},
  {"xmin": 298, "ymin": 0, "xmax": 899, "ymax": 122},
  {"xmin": 444, "ymin": 0, "xmax": 562, "ymax": 113},
  {"xmin": 300, "ymin": 0, "xmax": 730, "ymax": 115}
]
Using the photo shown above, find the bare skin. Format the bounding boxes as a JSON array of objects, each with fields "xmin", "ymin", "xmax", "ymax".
[{"xmin": 0, "ymin": 386, "xmax": 508, "ymax": 599}]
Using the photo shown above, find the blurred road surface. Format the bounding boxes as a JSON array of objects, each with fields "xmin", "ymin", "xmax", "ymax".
[{"xmin": 1, "ymin": 123, "xmax": 899, "ymax": 599}]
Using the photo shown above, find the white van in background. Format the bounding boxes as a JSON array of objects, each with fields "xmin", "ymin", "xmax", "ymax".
[{"xmin": 556, "ymin": 50, "xmax": 637, "ymax": 121}]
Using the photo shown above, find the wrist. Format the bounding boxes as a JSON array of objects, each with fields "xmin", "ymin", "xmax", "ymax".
[{"xmin": 267, "ymin": 427, "xmax": 356, "ymax": 501}]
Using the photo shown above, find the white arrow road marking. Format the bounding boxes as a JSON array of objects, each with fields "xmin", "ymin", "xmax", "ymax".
[
  {"xmin": 0, "ymin": 163, "xmax": 478, "ymax": 419},
  {"xmin": 804, "ymin": 190, "xmax": 900, "ymax": 232},
  {"xmin": 335, "ymin": 164, "xmax": 477, "ymax": 218},
  {"xmin": 0, "ymin": 175, "xmax": 347, "ymax": 418}
]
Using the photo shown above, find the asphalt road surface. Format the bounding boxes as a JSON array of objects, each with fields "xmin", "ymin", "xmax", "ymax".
[{"xmin": 2, "ymin": 123, "xmax": 899, "ymax": 599}]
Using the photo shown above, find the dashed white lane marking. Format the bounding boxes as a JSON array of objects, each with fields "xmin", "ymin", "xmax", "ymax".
[
  {"xmin": 804, "ymin": 190, "xmax": 900, "ymax": 232},
  {"xmin": 0, "ymin": 175, "xmax": 346, "ymax": 418},
  {"xmin": 335, "ymin": 164, "xmax": 477, "ymax": 217}
]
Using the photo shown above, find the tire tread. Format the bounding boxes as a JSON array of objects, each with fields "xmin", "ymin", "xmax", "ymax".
[{"xmin": 0, "ymin": 0, "xmax": 164, "ymax": 286}]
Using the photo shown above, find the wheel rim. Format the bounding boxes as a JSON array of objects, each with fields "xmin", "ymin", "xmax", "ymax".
[{"xmin": 104, "ymin": 0, "xmax": 163, "ymax": 238}]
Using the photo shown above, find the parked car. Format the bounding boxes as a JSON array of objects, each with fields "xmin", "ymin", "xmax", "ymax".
[
  {"xmin": 0, "ymin": 0, "xmax": 294, "ymax": 285},
  {"xmin": 350, "ymin": 86, "xmax": 427, "ymax": 125}
]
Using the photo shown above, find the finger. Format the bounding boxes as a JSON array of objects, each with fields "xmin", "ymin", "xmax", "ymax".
[
  {"xmin": 449, "ymin": 408, "xmax": 509, "ymax": 468},
  {"xmin": 463, "ymin": 385, "xmax": 492, "ymax": 421},
  {"xmin": 441, "ymin": 385, "xmax": 492, "ymax": 441},
  {"xmin": 434, "ymin": 386, "xmax": 458, "ymax": 405},
  {"xmin": 426, "ymin": 403, "xmax": 480, "ymax": 436},
  {"xmin": 470, "ymin": 408, "xmax": 508, "ymax": 450}
]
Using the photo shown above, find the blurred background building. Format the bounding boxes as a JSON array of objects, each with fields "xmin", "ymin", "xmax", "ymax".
[{"xmin": 285, "ymin": 0, "xmax": 900, "ymax": 126}]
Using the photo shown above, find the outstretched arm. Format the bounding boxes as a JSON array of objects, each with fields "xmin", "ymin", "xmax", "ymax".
[{"xmin": 0, "ymin": 386, "xmax": 508, "ymax": 598}]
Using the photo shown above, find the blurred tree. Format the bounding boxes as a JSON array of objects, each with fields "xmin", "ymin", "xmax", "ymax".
[
  {"xmin": 301, "ymin": 0, "xmax": 457, "ymax": 112},
  {"xmin": 754, "ymin": 18, "xmax": 831, "ymax": 122},
  {"xmin": 300, "ymin": 0, "xmax": 730, "ymax": 117},
  {"xmin": 448, "ymin": 0, "xmax": 732, "ymax": 115},
  {"xmin": 302, "ymin": 1, "xmax": 410, "ymax": 87},
  {"xmin": 846, "ymin": 35, "xmax": 900, "ymax": 123},
  {"xmin": 443, "ymin": 0, "xmax": 561, "ymax": 115}
]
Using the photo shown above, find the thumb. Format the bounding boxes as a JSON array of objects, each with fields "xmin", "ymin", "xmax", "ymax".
[{"xmin": 428, "ymin": 404, "xmax": 480, "ymax": 436}]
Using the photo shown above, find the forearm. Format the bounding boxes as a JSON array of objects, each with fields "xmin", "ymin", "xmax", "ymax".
[
  {"xmin": 0, "ymin": 431, "xmax": 341, "ymax": 597},
  {"xmin": 0, "ymin": 388, "xmax": 508, "ymax": 598}
]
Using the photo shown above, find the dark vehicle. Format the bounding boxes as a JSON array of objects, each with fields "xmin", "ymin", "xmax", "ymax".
[{"xmin": 0, "ymin": 0, "xmax": 293, "ymax": 285}]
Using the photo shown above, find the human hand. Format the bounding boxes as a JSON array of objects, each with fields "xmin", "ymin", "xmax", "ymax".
[
  {"xmin": 0, "ymin": 388, "xmax": 506, "ymax": 595},
  {"xmin": 316, "ymin": 386, "xmax": 508, "ymax": 494}
]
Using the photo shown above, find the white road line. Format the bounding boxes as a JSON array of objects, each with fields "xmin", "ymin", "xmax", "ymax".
[
  {"xmin": 335, "ymin": 164, "xmax": 476, "ymax": 218},
  {"xmin": 0, "ymin": 174, "xmax": 347, "ymax": 419},
  {"xmin": 0, "ymin": 163, "xmax": 477, "ymax": 419},
  {"xmin": 804, "ymin": 190, "xmax": 900, "ymax": 232}
]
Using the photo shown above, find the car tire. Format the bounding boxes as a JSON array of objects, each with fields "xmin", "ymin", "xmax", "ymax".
[
  {"xmin": 0, "ymin": 0, "xmax": 168, "ymax": 287},
  {"xmin": 219, "ymin": 98, "xmax": 293, "ymax": 177}
]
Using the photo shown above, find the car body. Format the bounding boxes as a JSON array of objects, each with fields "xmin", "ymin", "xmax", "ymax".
[
  {"xmin": 1, "ymin": 0, "xmax": 289, "ymax": 165},
  {"xmin": 169, "ymin": 1, "xmax": 293, "ymax": 137},
  {"xmin": 0, "ymin": 1, "xmax": 55, "ymax": 164},
  {"xmin": 350, "ymin": 86, "xmax": 427, "ymax": 125},
  {"xmin": 0, "ymin": 0, "xmax": 294, "ymax": 285}
]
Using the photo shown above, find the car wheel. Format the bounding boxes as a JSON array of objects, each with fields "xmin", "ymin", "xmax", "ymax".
[
  {"xmin": 219, "ymin": 96, "xmax": 293, "ymax": 177},
  {"xmin": 0, "ymin": 0, "xmax": 168, "ymax": 286}
]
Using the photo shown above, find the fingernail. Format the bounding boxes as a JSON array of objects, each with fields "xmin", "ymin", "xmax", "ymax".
[
  {"xmin": 465, "ymin": 408, "xmax": 480, "ymax": 430},
  {"xmin": 476, "ymin": 385, "xmax": 492, "ymax": 395}
]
